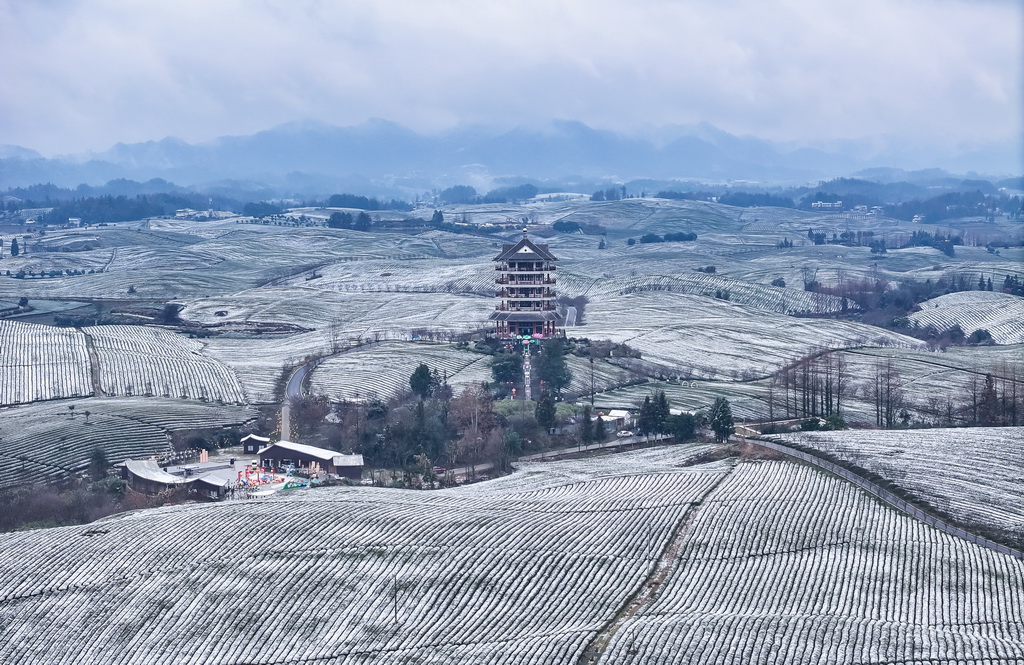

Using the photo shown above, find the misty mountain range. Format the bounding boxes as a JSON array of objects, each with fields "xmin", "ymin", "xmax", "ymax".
[{"xmin": 0, "ymin": 119, "xmax": 1018, "ymax": 198}]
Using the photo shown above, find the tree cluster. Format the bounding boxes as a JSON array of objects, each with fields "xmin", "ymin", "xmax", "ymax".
[
  {"xmin": 243, "ymin": 202, "xmax": 283, "ymax": 219},
  {"xmin": 639, "ymin": 232, "xmax": 697, "ymax": 244},
  {"xmin": 323, "ymin": 193, "xmax": 412, "ymax": 211},
  {"xmin": 591, "ymin": 187, "xmax": 626, "ymax": 201},
  {"xmin": 533, "ymin": 338, "xmax": 573, "ymax": 396},
  {"xmin": 327, "ymin": 211, "xmax": 372, "ymax": 230}
]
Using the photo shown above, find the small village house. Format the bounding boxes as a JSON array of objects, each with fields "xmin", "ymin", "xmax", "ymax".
[
  {"xmin": 258, "ymin": 440, "xmax": 364, "ymax": 480},
  {"xmin": 241, "ymin": 434, "xmax": 271, "ymax": 455}
]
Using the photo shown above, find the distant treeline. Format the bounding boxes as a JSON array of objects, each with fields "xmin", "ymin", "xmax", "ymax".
[
  {"xmin": 3, "ymin": 178, "xmax": 192, "ymax": 204},
  {"xmin": 656, "ymin": 190, "xmax": 796, "ymax": 208},
  {"xmin": 318, "ymin": 193, "xmax": 413, "ymax": 212},
  {"xmin": 437, "ymin": 184, "xmax": 542, "ymax": 205},
  {"xmin": 37, "ymin": 193, "xmax": 237, "ymax": 225}
]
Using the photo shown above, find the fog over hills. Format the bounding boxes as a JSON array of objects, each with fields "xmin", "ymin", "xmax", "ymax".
[{"xmin": 1, "ymin": 120, "xmax": 1017, "ymax": 196}]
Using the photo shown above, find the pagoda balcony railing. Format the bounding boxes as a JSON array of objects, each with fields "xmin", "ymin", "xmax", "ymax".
[
  {"xmin": 494, "ymin": 305, "xmax": 557, "ymax": 312},
  {"xmin": 497, "ymin": 289, "xmax": 556, "ymax": 299},
  {"xmin": 496, "ymin": 277, "xmax": 555, "ymax": 285},
  {"xmin": 495, "ymin": 265, "xmax": 556, "ymax": 272}
]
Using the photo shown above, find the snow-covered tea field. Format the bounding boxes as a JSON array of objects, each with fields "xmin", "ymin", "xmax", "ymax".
[
  {"xmin": 0, "ymin": 320, "xmax": 248, "ymax": 407},
  {"xmin": 909, "ymin": 291, "xmax": 1024, "ymax": 344},
  {"xmin": 592, "ymin": 343, "xmax": 1023, "ymax": 426},
  {"xmin": 580, "ymin": 291, "xmax": 921, "ymax": 379},
  {"xmin": 308, "ymin": 341, "xmax": 494, "ymax": 400},
  {"xmin": 0, "ymin": 447, "xmax": 1021, "ymax": 664},
  {"xmin": 768, "ymin": 427, "xmax": 1024, "ymax": 545},
  {"xmin": 0, "ymin": 398, "xmax": 257, "ymax": 489},
  {"xmin": 86, "ymin": 325, "xmax": 247, "ymax": 403},
  {"xmin": 0, "ymin": 319, "xmax": 92, "ymax": 405}
]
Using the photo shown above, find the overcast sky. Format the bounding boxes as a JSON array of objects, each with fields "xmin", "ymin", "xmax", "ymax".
[{"xmin": 2, "ymin": 0, "xmax": 1021, "ymax": 163}]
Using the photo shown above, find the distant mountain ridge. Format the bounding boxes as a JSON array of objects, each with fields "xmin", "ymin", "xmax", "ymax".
[{"xmin": 0, "ymin": 119, "xmax": 1018, "ymax": 195}]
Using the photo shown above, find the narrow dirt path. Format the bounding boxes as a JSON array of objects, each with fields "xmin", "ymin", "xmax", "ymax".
[
  {"xmin": 577, "ymin": 463, "xmax": 736, "ymax": 663},
  {"xmin": 80, "ymin": 329, "xmax": 105, "ymax": 397}
]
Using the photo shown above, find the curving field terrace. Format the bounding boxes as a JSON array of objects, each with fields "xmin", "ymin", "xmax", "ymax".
[
  {"xmin": 581, "ymin": 291, "xmax": 922, "ymax": 379},
  {"xmin": 0, "ymin": 319, "xmax": 93, "ymax": 406},
  {"xmin": 596, "ymin": 459, "xmax": 1024, "ymax": 664},
  {"xmin": 84, "ymin": 325, "xmax": 248, "ymax": 403},
  {"xmin": 0, "ymin": 398, "xmax": 258, "ymax": 489},
  {"xmin": 308, "ymin": 341, "xmax": 494, "ymax": 401},
  {"xmin": 767, "ymin": 427, "xmax": 1024, "ymax": 547},
  {"xmin": 908, "ymin": 292, "xmax": 1024, "ymax": 344},
  {"xmin": 0, "ymin": 447, "xmax": 1021, "ymax": 664}
]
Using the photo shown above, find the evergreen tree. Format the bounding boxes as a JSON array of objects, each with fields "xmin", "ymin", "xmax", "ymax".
[
  {"xmin": 594, "ymin": 414, "xmax": 606, "ymax": 442},
  {"xmin": 490, "ymin": 353, "xmax": 522, "ymax": 385},
  {"xmin": 410, "ymin": 364, "xmax": 433, "ymax": 399},
  {"xmin": 580, "ymin": 405, "xmax": 594, "ymax": 444},
  {"xmin": 535, "ymin": 390, "xmax": 557, "ymax": 432},
  {"xmin": 638, "ymin": 395, "xmax": 657, "ymax": 436},
  {"xmin": 89, "ymin": 447, "xmax": 108, "ymax": 481},
  {"xmin": 534, "ymin": 338, "xmax": 572, "ymax": 396},
  {"xmin": 671, "ymin": 413, "xmax": 697, "ymax": 441},
  {"xmin": 10, "ymin": 238, "xmax": 18, "ymax": 257},
  {"xmin": 980, "ymin": 374, "xmax": 1000, "ymax": 426},
  {"xmin": 327, "ymin": 212, "xmax": 353, "ymax": 229},
  {"xmin": 654, "ymin": 391, "xmax": 670, "ymax": 433},
  {"xmin": 708, "ymin": 397, "xmax": 735, "ymax": 443},
  {"xmin": 354, "ymin": 211, "xmax": 372, "ymax": 231},
  {"xmin": 431, "ymin": 210, "xmax": 444, "ymax": 225}
]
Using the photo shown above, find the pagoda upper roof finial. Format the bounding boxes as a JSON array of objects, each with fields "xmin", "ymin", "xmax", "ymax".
[{"xmin": 523, "ymin": 227, "xmax": 528, "ymax": 238}]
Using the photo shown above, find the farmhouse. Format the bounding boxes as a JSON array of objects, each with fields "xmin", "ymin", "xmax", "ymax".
[
  {"xmin": 122, "ymin": 458, "xmax": 238, "ymax": 499},
  {"xmin": 122, "ymin": 459, "xmax": 189, "ymax": 495},
  {"xmin": 241, "ymin": 433, "xmax": 270, "ymax": 454},
  {"xmin": 258, "ymin": 440, "xmax": 364, "ymax": 479},
  {"xmin": 604, "ymin": 409, "xmax": 633, "ymax": 429},
  {"xmin": 490, "ymin": 229, "xmax": 564, "ymax": 338}
]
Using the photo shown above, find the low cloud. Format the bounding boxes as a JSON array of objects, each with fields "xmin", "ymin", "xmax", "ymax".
[{"xmin": 1, "ymin": 0, "xmax": 1020, "ymax": 164}]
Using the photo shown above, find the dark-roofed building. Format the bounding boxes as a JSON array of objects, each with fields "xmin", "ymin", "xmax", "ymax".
[
  {"xmin": 122, "ymin": 459, "xmax": 189, "ymax": 495},
  {"xmin": 241, "ymin": 434, "xmax": 271, "ymax": 455},
  {"xmin": 258, "ymin": 440, "xmax": 364, "ymax": 480},
  {"xmin": 490, "ymin": 229, "xmax": 564, "ymax": 338}
]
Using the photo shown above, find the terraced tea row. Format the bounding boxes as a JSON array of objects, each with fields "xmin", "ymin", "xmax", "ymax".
[
  {"xmin": 909, "ymin": 292, "xmax": 1024, "ymax": 344},
  {"xmin": 85, "ymin": 325, "xmax": 247, "ymax": 403},
  {"xmin": 767, "ymin": 427, "xmax": 1024, "ymax": 545},
  {"xmin": 0, "ymin": 456, "xmax": 725, "ymax": 664},
  {"xmin": 0, "ymin": 399, "xmax": 258, "ymax": 489},
  {"xmin": 308, "ymin": 342, "xmax": 494, "ymax": 401},
  {"xmin": 0, "ymin": 321, "xmax": 249, "ymax": 407},
  {"xmin": 0, "ymin": 320, "xmax": 92, "ymax": 405},
  {"xmin": 598, "ymin": 460, "xmax": 1024, "ymax": 664},
  {"xmin": 1, "ymin": 448, "xmax": 1021, "ymax": 663}
]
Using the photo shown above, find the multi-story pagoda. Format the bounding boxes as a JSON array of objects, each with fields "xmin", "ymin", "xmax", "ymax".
[{"xmin": 490, "ymin": 229, "xmax": 563, "ymax": 338}]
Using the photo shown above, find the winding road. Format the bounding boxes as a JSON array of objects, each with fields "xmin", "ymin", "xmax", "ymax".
[
  {"xmin": 280, "ymin": 341, "xmax": 385, "ymax": 441},
  {"xmin": 280, "ymin": 360, "xmax": 318, "ymax": 441}
]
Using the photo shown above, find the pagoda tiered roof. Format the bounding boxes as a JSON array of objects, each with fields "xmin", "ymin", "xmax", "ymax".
[{"xmin": 493, "ymin": 231, "xmax": 558, "ymax": 262}]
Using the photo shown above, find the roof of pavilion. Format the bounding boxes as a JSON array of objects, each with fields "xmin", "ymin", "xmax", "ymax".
[
  {"xmin": 493, "ymin": 231, "xmax": 558, "ymax": 262},
  {"xmin": 489, "ymin": 310, "xmax": 564, "ymax": 322}
]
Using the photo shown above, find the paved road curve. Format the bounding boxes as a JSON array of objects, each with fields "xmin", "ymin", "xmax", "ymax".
[
  {"xmin": 280, "ymin": 361, "xmax": 318, "ymax": 441},
  {"xmin": 280, "ymin": 341, "xmax": 386, "ymax": 441}
]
